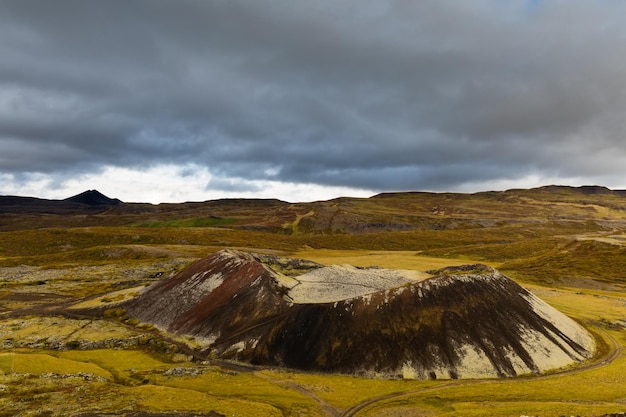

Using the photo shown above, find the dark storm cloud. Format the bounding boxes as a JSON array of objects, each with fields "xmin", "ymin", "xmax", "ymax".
[{"xmin": 2, "ymin": 0, "xmax": 626, "ymax": 192}]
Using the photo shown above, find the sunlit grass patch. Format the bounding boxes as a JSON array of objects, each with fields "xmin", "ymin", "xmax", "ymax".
[
  {"xmin": 293, "ymin": 249, "xmax": 497, "ymax": 271},
  {"xmin": 129, "ymin": 384, "xmax": 284, "ymax": 417},
  {"xmin": 0, "ymin": 352, "xmax": 112, "ymax": 378},
  {"xmin": 154, "ymin": 369, "xmax": 323, "ymax": 415},
  {"xmin": 58, "ymin": 349, "xmax": 171, "ymax": 373},
  {"xmin": 261, "ymin": 369, "xmax": 442, "ymax": 409},
  {"xmin": 448, "ymin": 363, "xmax": 626, "ymax": 406},
  {"xmin": 0, "ymin": 353, "xmax": 14, "ymax": 374},
  {"xmin": 371, "ymin": 399, "xmax": 625, "ymax": 417}
]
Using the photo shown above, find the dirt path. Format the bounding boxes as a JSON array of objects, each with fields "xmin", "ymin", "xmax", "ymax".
[
  {"xmin": 256, "ymin": 373, "xmax": 341, "ymax": 417},
  {"xmin": 291, "ymin": 210, "xmax": 315, "ymax": 235}
]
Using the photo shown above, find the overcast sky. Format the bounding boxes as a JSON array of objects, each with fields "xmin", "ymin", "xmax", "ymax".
[{"xmin": 2, "ymin": 0, "xmax": 626, "ymax": 203}]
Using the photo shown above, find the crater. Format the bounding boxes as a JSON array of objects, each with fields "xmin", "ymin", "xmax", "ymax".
[{"xmin": 125, "ymin": 249, "xmax": 596, "ymax": 379}]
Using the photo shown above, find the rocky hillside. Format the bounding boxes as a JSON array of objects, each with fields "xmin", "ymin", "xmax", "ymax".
[{"xmin": 126, "ymin": 250, "xmax": 595, "ymax": 379}]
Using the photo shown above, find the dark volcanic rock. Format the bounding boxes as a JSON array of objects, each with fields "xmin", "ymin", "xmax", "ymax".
[
  {"xmin": 64, "ymin": 189, "xmax": 122, "ymax": 205},
  {"xmin": 127, "ymin": 250, "xmax": 595, "ymax": 379}
]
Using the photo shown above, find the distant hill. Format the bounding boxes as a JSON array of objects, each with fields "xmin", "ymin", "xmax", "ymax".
[
  {"xmin": 64, "ymin": 189, "xmax": 122, "ymax": 206},
  {"xmin": 0, "ymin": 189, "xmax": 123, "ymax": 220},
  {"xmin": 2, "ymin": 184, "xmax": 626, "ymax": 232}
]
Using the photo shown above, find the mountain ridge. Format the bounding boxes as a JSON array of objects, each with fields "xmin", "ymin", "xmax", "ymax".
[
  {"xmin": 2, "ymin": 184, "xmax": 626, "ymax": 232},
  {"xmin": 2, "ymin": 184, "xmax": 626, "ymax": 205}
]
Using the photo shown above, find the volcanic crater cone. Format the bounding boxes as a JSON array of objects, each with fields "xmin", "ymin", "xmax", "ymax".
[{"xmin": 126, "ymin": 249, "xmax": 595, "ymax": 379}]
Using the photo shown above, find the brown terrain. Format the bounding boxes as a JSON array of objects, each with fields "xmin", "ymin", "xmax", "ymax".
[{"xmin": 2, "ymin": 186, "xmax": 626, "ymax": 416}]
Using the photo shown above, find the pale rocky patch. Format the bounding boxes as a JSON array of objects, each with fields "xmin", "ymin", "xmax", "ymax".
[
  {"xmin": 287, "ymin": 264, "xmax": 428, "ymax": 304},
  {"xmin": 522, "ymin": 292, "xmax": 596, "ymax": 356}
]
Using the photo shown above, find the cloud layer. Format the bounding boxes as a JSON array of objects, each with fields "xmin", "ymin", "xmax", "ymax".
[{"xmin": 2, "ymin": 0, "xmax": 626, "ymax": 202}]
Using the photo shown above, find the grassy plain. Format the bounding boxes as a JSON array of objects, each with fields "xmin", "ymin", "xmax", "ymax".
[
  {"xmin": 2, "ymin": 276, "xmax": 625, "ymax": 416},
  {"xmin": 2, "ymin": 248, "xmax": 625, "ymax": 416},
  {"xmin": 2, "ymin": 187, "xmax": 626, "ymax": 416}
]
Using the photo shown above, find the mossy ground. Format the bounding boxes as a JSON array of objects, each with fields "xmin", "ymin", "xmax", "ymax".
[
  {"xmin": 1, "ymin": 193, "xmax": 626, "ymax": 416},
  {"xmin": 2, "ymin": 260, "xmax": 626, "ymax": 416}
]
